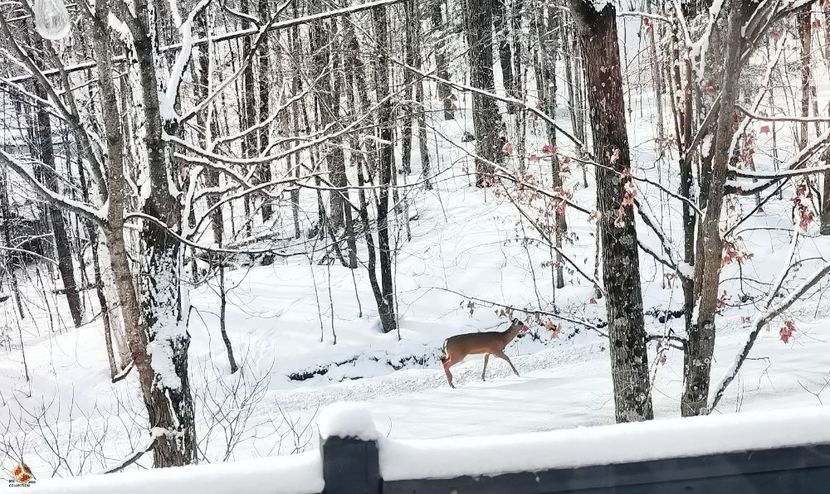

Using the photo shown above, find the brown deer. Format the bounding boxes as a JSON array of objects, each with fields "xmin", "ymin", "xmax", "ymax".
[{"xmin": 439, "ymin": 318, "xmax": 529, "ymax": 388}]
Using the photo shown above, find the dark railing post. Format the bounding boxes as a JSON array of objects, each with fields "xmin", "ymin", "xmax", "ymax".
[{"xmin": 321, "ymin": 434, "xmax": 381, "ymax": 494}]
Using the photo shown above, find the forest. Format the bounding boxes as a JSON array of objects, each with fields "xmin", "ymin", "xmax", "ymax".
[{"xmin": 1, "ymin": 0, "xmax": 830, "ymax": 478}]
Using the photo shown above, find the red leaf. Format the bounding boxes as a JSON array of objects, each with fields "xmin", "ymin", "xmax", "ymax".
[
  {"xmin": 503, "ymin": 142, "xmax": 514, "ymax": 155},
  {"xmin": 544, "ymin": 320, "xmax": 561, "ymax": 339},
  {"xmin": 449, "ymin": 93, "xmax": 458, "ymax": 101},
  {"xmin": 812, "ymin": 19, "xmax": 822, "ymax": 29},
  {"xmin": 529, "ymin": 153, "xmax": 539, "ymax": 163},
  {"xmin": 779, "ymin": 321, "xmax": 796, "ymax": 343},
  {"xmin": 771, "ymin": 30, "xmax": 781, "ymax": 41},
  {"xmin": 542, "ymin": 144, "xmax": 556, "ymax": 154},
  {"xmin": 562, "ymin": 155, "xmax": 572, "ymax": 164},
  {"xmin": 759, "ymin": 125, "xmax": 770, "ymax": 135},
  {"xmin": 589, "ymin": 298, "xmax": 597, "ymax": 304}
]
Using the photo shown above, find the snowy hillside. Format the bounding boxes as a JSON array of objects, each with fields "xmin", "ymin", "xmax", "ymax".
[{"xmin": 2, "ymin": 0, "xmax": 830, "ymax": 481}]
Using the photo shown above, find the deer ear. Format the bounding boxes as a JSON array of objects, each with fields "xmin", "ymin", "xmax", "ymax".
[{"xmin": 512, "ymin": 318, "xmax": 519, "ymax": 325}]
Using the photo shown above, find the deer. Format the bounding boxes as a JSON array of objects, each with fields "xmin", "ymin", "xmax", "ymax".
[{"xmin": 439, "ymin": 318, "xmax": 529, "ymax": 388}]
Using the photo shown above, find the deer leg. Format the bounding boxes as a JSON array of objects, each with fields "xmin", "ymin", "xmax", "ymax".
[
  {"xmin": 442, "ymin": 359, "xmax": 456, "ymax": 388},
  {"xmin": 495, "ymin": 351, "xmax": 520, "ymax": 376},
  {"xmin": 482, "ymin": 354, "xmax": 490, "ymax": 381}
]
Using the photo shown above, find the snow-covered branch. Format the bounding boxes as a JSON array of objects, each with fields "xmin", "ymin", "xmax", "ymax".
[{"xmin": 0, "ymin": 149, "xmax": 106, "ymax": 224}]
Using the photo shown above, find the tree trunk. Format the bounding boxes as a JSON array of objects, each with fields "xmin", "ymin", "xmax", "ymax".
[
  {"xmin": 0, "ymin": 169, "xmax": 25, "ymax": 320},
  {"xmin": 430, "ymin": 0, "xmax": 454, "ymax": 120},
  {"xmin": 798, "ymin": 7, "xmax": 811, "ymax": 151},
  {"xmin": 30, "ymin": 37, "xmax": 83, "ymax": 328},
  {"xmin": 310, "ymin": 10, "xmax": 347, "ymax": 232},
  {"xmin": 257, "ymin": 0, "xmax": 274, "ymax": 223},
  {"xmin": 568, "ymin": 0, "xmax": 653, "ymax": 423},
  {"xmin": 401, "ymin": 0, "xmax": 416, "ymax": 175},
  {"xmin": 372, "ymin": 4, "xmax": 398, "ymax": 333},
  {"xmin": 537, "ymin": 7, "xmax": 565, "ymax": 288},
  {"xmin": 682, "ymin": 0, "xmax": 751, "ymax": 417},
  {"xmin": 413, "ymin": 1, "xmax": 432, "ymax": 189},
  {"xmin": 75, "ymin": 139, "xmax": 121, "ymax": 377},
  {"xmin": 492, "ymin": 0, "xmax": 515, "ymax": 113},
  {"xmin": 241, "ymin": 0, "xmax": 256, "ymax": 236},
  {"xmin": 646, "ymin": 0, "xmax": 665, "ymax": 150},
  {"xmin": 467, "ymin": 0, "xmax": 502, "ymax": 186},
  {"xmin": 122, "ymin": 0, "xmax": 197, "ymax": 465}
]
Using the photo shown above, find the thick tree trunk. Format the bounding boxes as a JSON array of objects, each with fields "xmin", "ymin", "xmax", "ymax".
[
  {"xmin": 568, "ymin": 0, "xmax": 653, "ymax": 423},
  {"xmin": 372, "ymin": 5, "xmax": 398, "ymax": 333},
  {"xmin": 466, "ymin": 0, "xmax": 502, "ymax": 186},
  {"xmin": 682, "ymin": 0, "xmax": 751, "ymax": 417},
  {"xmin": 122, "ymin": 0, "xmax": 197, "ymax": 465}
]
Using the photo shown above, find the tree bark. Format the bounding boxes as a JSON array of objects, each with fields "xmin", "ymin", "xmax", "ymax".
[
  {"xmin": 257, "ymin": 0, "xmax": 273, "ymax": 223},
  {"xmin": 401, "ymin": 0, "xmax": 416, "ymax": 175},
  {"xmin": 413, "ymin": 1, "xmax": 432, "ymax": 189},
  {"xmin": 682, "ymin": 0, "xmax": 752, "ymax": 417},
  {"xmin": 30, "ymin": 35, "xmax": 83, "ymax": 328},
  {"xmin": 430, "ymin": 0, "xmax": 454, "ymax": 120},
  {"xmin": 310, "ymin": 9, "xmax": 348, "ymax": 232},
  {"xmin": 466, "ymin": 0, "xmax": 502, "ymax": 186},
  {"xmin": 568, "ymin": 0, "xmax": 653, "ymax": 423},
  {"xmin": 372, "ymin": 4, "xmax": 398, "ymax": 333},
  {"xmin": 122, "ymin": 0, "xmax": 197, "ymax": 465},
  {"xmin": 0, "ymin": 169, "xmax": 25, "ymax": 320},
  {"xmin": 492, "ymin": 0, "xmax": 515, "ymax": 113},
  {"xmin": 537, "ymin": 6, "xmax": 565, "ymax": 288}
]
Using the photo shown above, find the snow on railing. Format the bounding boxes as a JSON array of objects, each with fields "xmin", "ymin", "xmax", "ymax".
[
  {"xmin": 34, "ymin": 451, "xmax": 323, "ymax": 494},
  {"xmin": 380, "ymin": 405, "xmax": 830, "ymax": 481},
  {"xmin": 30, "ymin": 403, "xmax": 830, "ymax": 494}
]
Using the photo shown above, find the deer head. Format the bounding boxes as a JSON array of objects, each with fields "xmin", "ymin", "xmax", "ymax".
[{"xmin": 505, "ymin": 318, "xmax": 529, "ymax": 342}]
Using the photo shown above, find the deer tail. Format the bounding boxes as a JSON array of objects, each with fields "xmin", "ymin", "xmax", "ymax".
[{"xmin": 439, "ymin": 340, "xmax": 448, "ymax": 362}]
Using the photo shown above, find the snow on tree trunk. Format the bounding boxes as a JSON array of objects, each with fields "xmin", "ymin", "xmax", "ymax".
[
  {"xmin": 682, "ymin": 0, "xmax": 752, "ymax": 417},
  {"xmin": 118, "ymin": 0, "xmax": 197, "ymax": 465},
  {"xmin": 568, "ymin": 0, "xmax": 653, "ymax": 423}
]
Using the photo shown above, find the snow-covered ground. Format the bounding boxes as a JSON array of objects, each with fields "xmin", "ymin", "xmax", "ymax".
[{"xmin": 2, "ymin": 35, "xmax": 830, "ymax": 478}]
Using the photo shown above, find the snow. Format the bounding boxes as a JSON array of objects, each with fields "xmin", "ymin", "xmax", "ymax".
[
  {"xmin": 34, "ymin": 451, "xmax": 323, "ymax": 494},
  {"xmin": 4, "ymin": 17, "xmax": 830, "ymax": 483},
  {"xmin": 381, "ymin": 406, "xmax": 830, "ymax": 481},
  {"xmin": 318, "ymin": 402, "xmax": 379, "ymax": 441}
]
